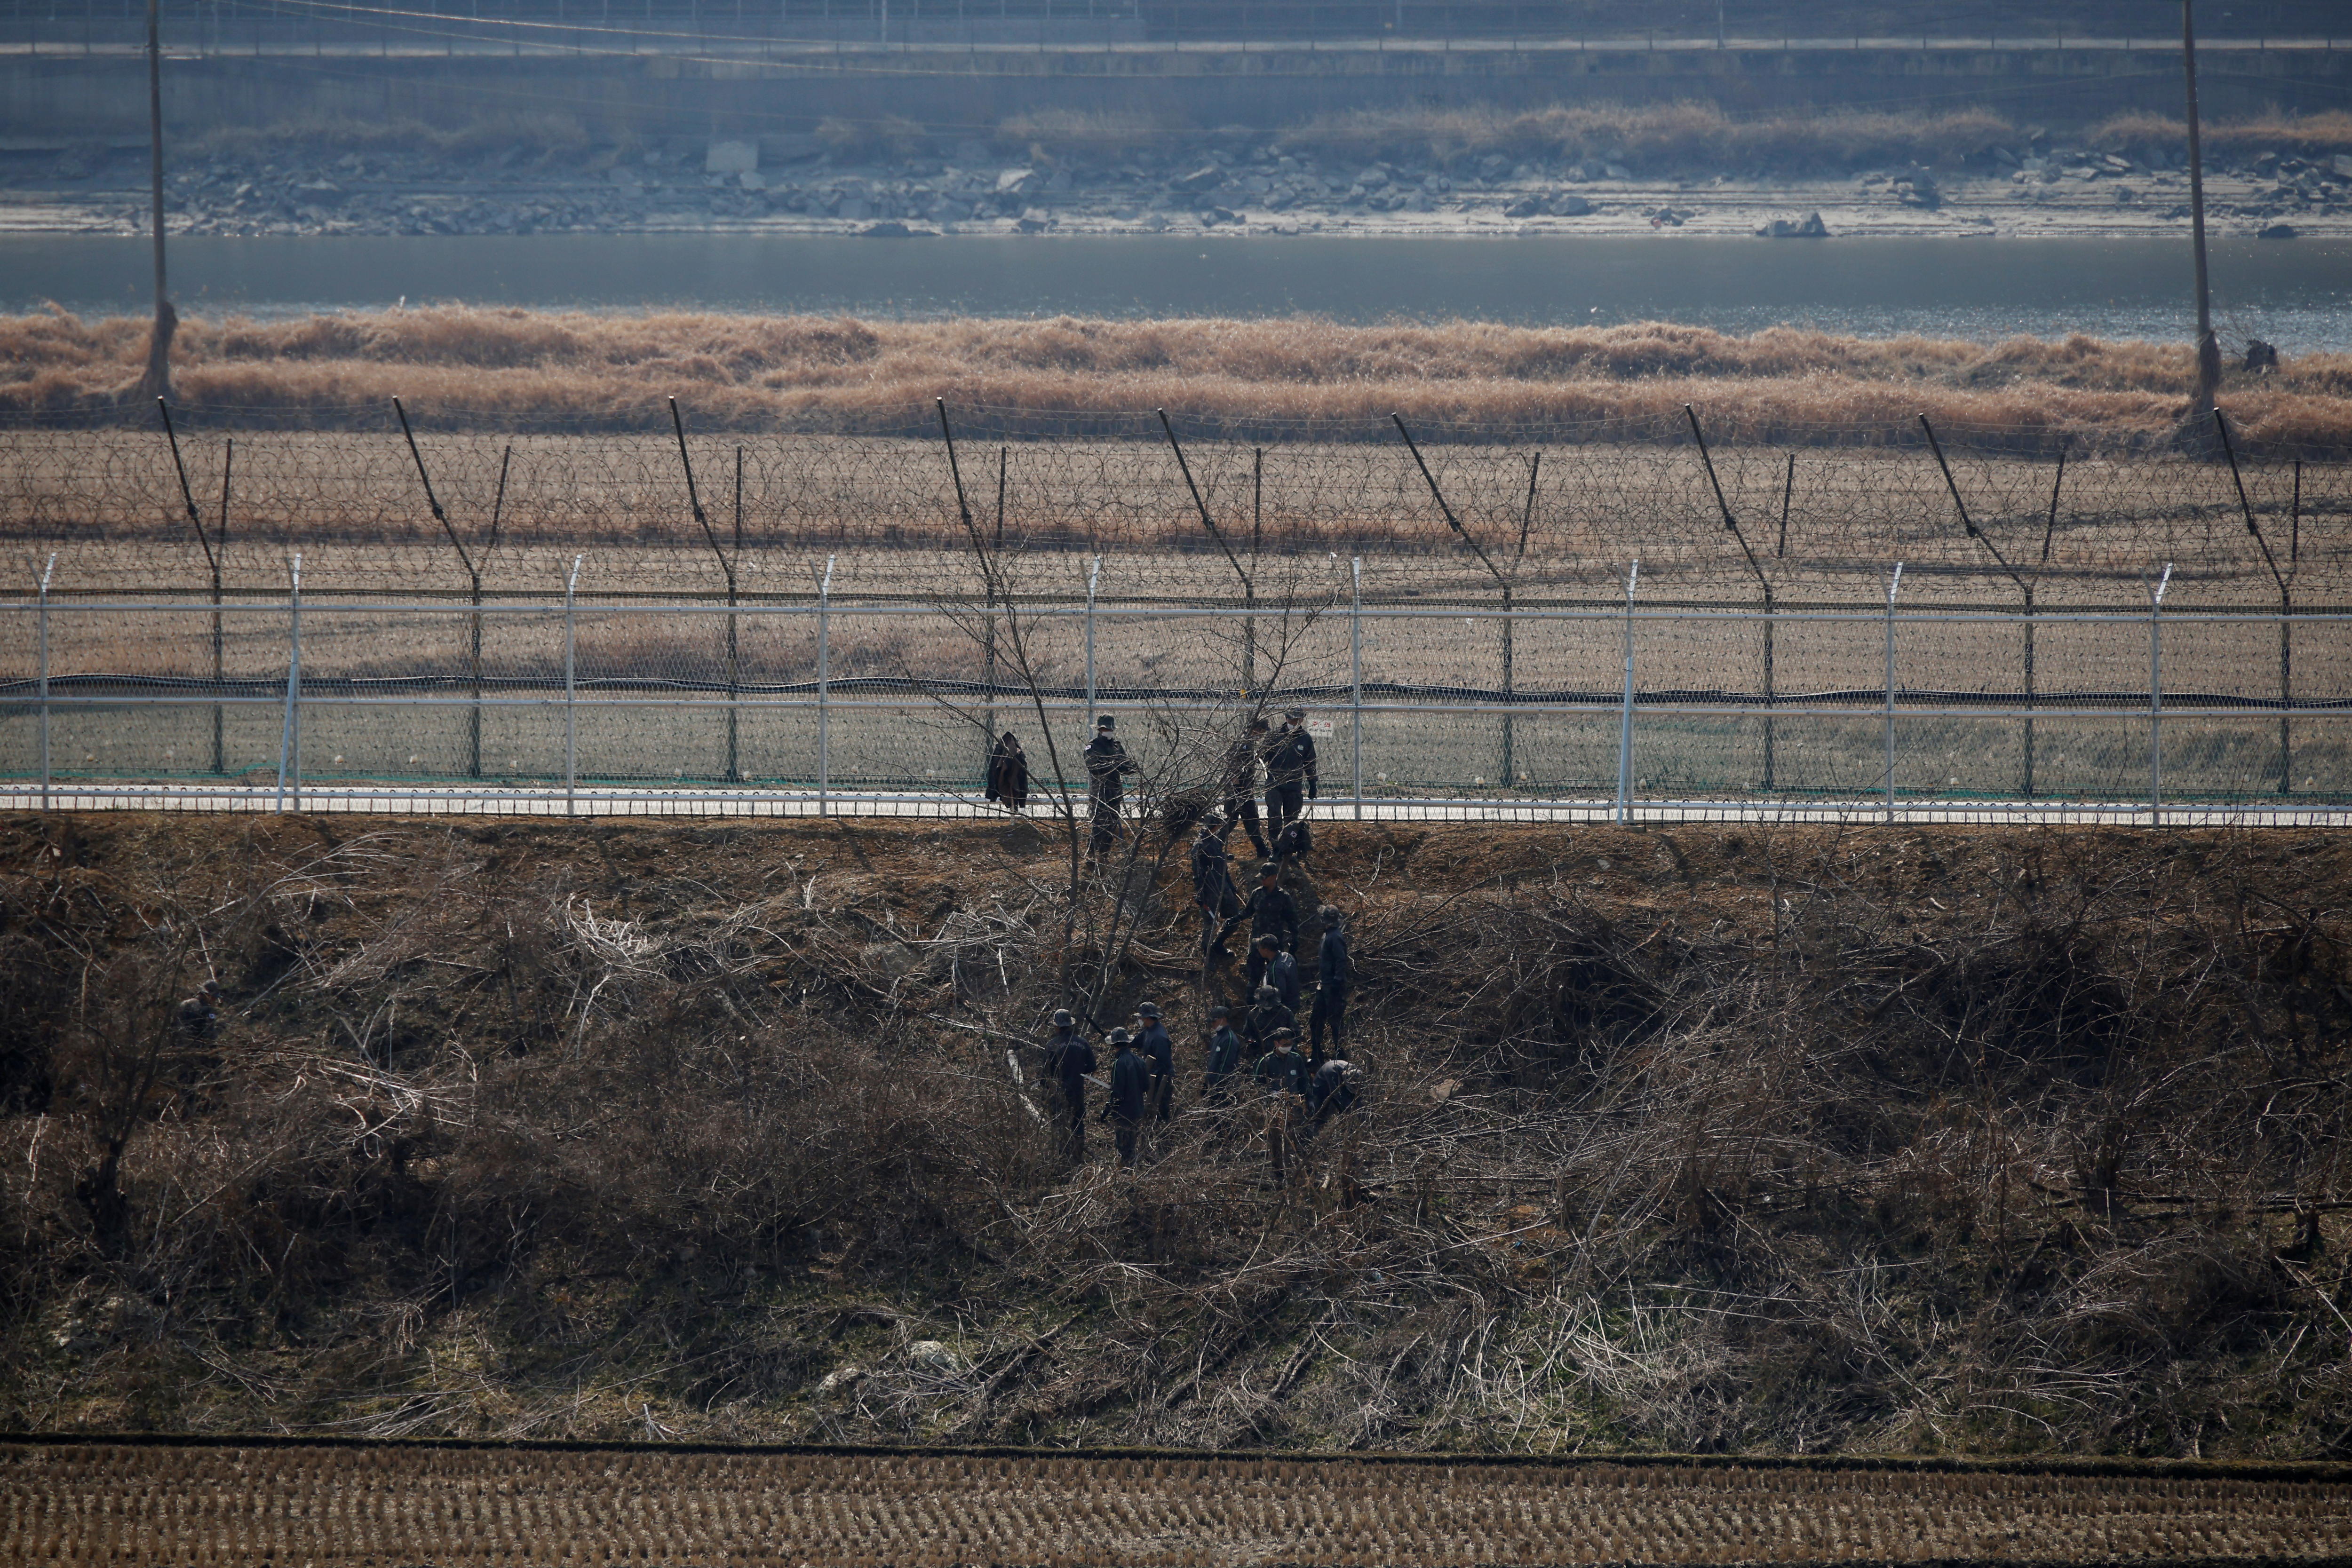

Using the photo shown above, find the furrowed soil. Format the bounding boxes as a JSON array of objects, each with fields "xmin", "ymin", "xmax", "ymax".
[
  {"xmin": 7, "ymin": 1440, "xmax": 2352, "ymax": 1567},
  {"xmin": 4, "ymin": 812, "xmax": 2351, "ymax": 1460}
]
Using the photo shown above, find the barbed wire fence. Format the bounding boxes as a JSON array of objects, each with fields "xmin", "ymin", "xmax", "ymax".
[{"xmin": 3, "ymin": 400, "xmax": 2347, "ymax": 820}]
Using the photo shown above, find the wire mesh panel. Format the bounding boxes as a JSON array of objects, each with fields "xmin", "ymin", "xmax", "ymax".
[{"xmin": 4, "ymin": 414, "xmax": 2350, "ymax": 817}]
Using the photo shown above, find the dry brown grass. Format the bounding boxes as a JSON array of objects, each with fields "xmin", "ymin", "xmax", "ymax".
[
  {"xmin": 1275, "ymin": 102, "xmax": 2021, "ymax": 171},
  {"xmin": 5, "ymin": 308, "xmax": 2348, "ymax": 452},
  {"xmin": 2090, "ymin": 110, "xmax": 2352, "ymax": 158},
  {"xmin": 7, "ymin": 1441, "xmax": 2350, "ymax": 1566},
  {"xmin": 1279, "ymin": 105, "xmax": 2352, "ymax": 172},
  {"xmin": 5, "ymin": 816, "xmax": 2352, "ymax": 1457}
]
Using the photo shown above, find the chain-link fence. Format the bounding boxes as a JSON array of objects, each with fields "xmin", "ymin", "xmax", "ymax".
[
  {"xmin": 6, "ymin": 413, "xmax": 2345, "ymax": 820},
  {"xmin": 5, "ymin": 577, "xmax": 2347, "ymax": 821}
]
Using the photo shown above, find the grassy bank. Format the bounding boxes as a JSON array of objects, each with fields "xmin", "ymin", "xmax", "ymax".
[
  {"xmin": 6, "ymin": 309, "xmax": 2349, "ymax": 450},
  {"xmin": 3, "ymin": 813, "xmax": 2348, "ymax": 1455}
]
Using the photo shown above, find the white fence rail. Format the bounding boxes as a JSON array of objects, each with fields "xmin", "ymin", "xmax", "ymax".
[{"xmin": 6, "ymin": 564, "xmax": 2349, "ymax": 825}]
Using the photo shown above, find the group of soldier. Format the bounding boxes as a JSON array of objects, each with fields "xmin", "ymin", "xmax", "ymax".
[
  {"xmin": 1039, "ymin": 978, "xmax": 1360, "ymax": 1180},
  {"xmin": 997, "ymin": 705, "xmax": 1359, "ymax": 1178}
]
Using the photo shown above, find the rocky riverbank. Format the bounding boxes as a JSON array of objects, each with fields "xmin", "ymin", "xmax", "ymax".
[{"xmin": 6, "ymin": 128, "xmax": 2351, "ymax": 241}]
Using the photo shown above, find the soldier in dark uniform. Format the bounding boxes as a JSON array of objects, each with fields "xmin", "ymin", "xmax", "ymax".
[
  {"xmin": 1264, "ymin": 707, "xmax": 1319, "ymax": 847},
  {"xmin": 1244, "ymin": 983, "xmax": 1295, "ymax": 1053},
  {"xmin": 1040, "ymin": 1008, "xmax": 1095, "ymax": 1162},
  {"xmin": 985, "ymin": 731, "xmax": 1029, "ymax": 813},
  {"xmin": 177, "ymin": 979, "xmax": 223, "ymax": 1043},
  {"xmin": 1308, "ymin": 1045, "xmax": 1362, "ymax": 1127},
  {"xmin": 1191, "ymin": 815, "xmax": 1240, "ymax": 963},
  {"xmin": 1219, "ymin": 861, "xmax": 1298, "ymax": 996},
  {"xmin": 1135, "ymin": 1001, "xmax": 1176, "ymax": 1123},
  {"xmin": 1221, "ymin": 717, "xmax": 1271, "ymax": 859},
  {"xmin": 1201, "ymin": 1005, "xmax": 1246, "ymax": 1099},
  {"xmin": 1257, "ymin": 935, "xmax": 1301, "ymax": 1014},
  {"xmin": 1106, "ymin": 1029, "xmax": 1151, "ymax": 1168},
  {"xmin": 1252, "ymin": 1025, "xmax": 1312, "ymax": 1186},
  {"xmin": 1083, "ymin": 714, "xmax": 1141, "ymax": 865},
  {"xmin": 1310, "ymin": 903, "xmax": 1351, "ymax": 1061}
]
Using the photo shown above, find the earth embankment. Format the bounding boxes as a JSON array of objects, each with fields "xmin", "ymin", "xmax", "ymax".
[{"xmin": 3, "ymin": 811, "xmax": 2348, "ymax": 1457}]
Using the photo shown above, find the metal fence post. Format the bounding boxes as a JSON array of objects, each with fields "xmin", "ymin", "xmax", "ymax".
[
  {"xmin": 2149, "ymin": 561, "xmax": 2172, "ymax": 826},
  {"xmin": 1084, "ymin": 553, "xmax": 1101, "ymax": 729},
  {"xmin": 1351, "ymin": 555, "xmax": 1363, "ymax": 821},
  {"xmin": 817, "ymin": 554, "xmax": 834, "ymax": 814},
  {"xmin": 564, "ymin": 554, "xmax": 581, "ymax": 815},
  {"xmin": 1884, "ymin": 562, "xmax": 1903, "ymax": 824},
  {"xmin": 275, "ymin": 552, "xmax": 302, "ymax": 813},
  {"xmin": 1616, "ymin": 559, "xmax": 1639, "ymax": 826},
  {"xmin": 36, "ymin": 553, "xmax": 54, "ymax": 810}
]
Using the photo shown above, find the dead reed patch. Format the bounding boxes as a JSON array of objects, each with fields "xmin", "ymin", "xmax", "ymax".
[{"xmin": 3, "ymin": 308, "xmax": 2345, "ymax": 451}]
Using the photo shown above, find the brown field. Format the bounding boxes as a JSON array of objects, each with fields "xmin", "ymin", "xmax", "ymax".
[
  {"xmin": 6, "ymin": 1440, "xmax": 2352, "ymax": 1566},
  {"xmin": 7, "ymin": 427, "xmax": 2343, "ymax": 606},
  {"xmin": 4, "ymin": 310, "xmax": 2350, "ymax": 454}
]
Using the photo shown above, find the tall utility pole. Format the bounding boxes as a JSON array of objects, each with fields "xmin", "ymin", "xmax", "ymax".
[
  {"xmin": 136, "ymin": 0, "xmax": 176, "ymax": 401},
  {"xmin": 2182, "ymin": 0, "xmax": 2220, "ymax": 430}
]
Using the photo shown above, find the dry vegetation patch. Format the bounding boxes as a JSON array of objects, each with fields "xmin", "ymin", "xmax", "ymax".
[
  {"xmin": 2, "ymin": 815, "xmax": 2350, "ymax": 1457},
  {"xmin": 3, "ymin": 310, "xmax": 2346, "ymax": 452}
]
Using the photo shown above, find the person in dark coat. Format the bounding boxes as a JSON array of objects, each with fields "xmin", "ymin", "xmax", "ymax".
[
  {"xmin": 1192, "ymin": 816, "xmax": 1241, "ymax": 963},
  {"xmin": 1040, "ymin": 1008, "xmax": 1095, "ymax": 1161},
  {"xmin": 1135, "ymin": 1001, "xmax": 1176, "ymax": 1123},
  {"xmin": 1257, "ymin": 935, "xmax": 1301, "ymax": 1014},
  {"xmin": 1220, "ymin": 862, "xmax": 1299, "ymax": 995},
  {"xmin": 1201, "ymin": 1005, "xmax": 1245, "ymax": 1098},
  {"xmin": 1106, "ymin": 1028, "xmax": 1151, "ymax": 1168},
  {"xmin": 1308, "ymin": 1045, "xmax": 1362, "ymax": 1126},
  {"xmin": 177, "ymin": 979, "xmax": 223, "ymax": 1043},
  {"xmin": 1244, "ymin": 983, "xmax": 1295, "ymax": 1052},
  {"xmin": 1264, "ymin": 707, "xmax": 1319, "ymax": 844},
  {"xmin": 1083, "ymin": 715, "xmax": 1140, "ymax": 864},
  {"xmin": 985, "ymin": 731, "xmax": 1029, "ymax": 813},
  {"xmin": 1221, "ymin": 717, "xmax": 1271, "ymax": 859},
  {"xmin": 1252, "ymin": 1026, "xmax": 1311, "ymax": 1185},
  {"xmin": 1310, "ymin": 903, "xmax": 1351, "ymax": 1060}
]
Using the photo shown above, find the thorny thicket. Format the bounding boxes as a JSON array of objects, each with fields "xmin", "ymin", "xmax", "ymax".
[{"xmin": 0, "ymin": 812, "xmax": 2349, "ymax": 1457}]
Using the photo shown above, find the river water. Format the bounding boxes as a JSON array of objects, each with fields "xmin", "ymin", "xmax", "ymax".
[{"xmin": 4, "ymin": 232, "xmax": 2350, "ymax": 348}]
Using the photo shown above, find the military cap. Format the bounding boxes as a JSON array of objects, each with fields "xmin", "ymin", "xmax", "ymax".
[
  {"xmin": 1136, "ymin": 1002, "xmax": 1161, "ymax": 1019},
  {"xmin": 1051, "ymin": 1009, "xmax": 1075, "ymax": 1027},
  {"xmin": 1257, "ymin": 860, "xmax": 1281, "ymax": 877},
  {"xmin": 1106, "ymin": 1027, "xmax": 1135, "ymax": 1046}
]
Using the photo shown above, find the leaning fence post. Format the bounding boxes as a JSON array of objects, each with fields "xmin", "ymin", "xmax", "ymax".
[
  {"xmin": 36, "ymin": 552, "xmax": 55, "ymax": 809},
  {"xmin": 275, "ymin": 553, "xmax": 302, "ymax": 813},
  {"xmin": 564, "ymin": 554, "xmax": 581, "ymax": 815},
  {"xmin": 1616, "ymin": 559, "xmax": 1639, "ymax": 826},
  {"xmin": 1883, "ymin": 562, "xmax": 1903, "ymax": 824},
  {"xmin": 1351, "ymin": 555, "xmax": 1364, "ymax": 821},
  {"xmin": 817, "ymin": 554, "xmax": 834, "ymax": 815},
  {"xmin": 1084, "ymin": 553, "xmax": 1101, "ymax": 730},
  {"xmin": 2148, "ymin": 561, "xmax": 2172, "ymax": 826}
]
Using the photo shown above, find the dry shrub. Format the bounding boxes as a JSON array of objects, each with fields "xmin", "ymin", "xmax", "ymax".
[
  {"xmin": 2091, "ymin": 110, "xmax": 2352, "ymax": 158},
  {"xmin": 2, "ymin": 816, "xmax": 2350, "ymax": 1457},
  {"xmin": 5, "ymin": 308, "xmax": 2348, "ymax": 451},
  {"xmin": 998, "ymin": 110, "xmax": 1182, "ymax": 162},
  {"xmin": 1276, "ymin": 102, "xmax": 2016, "ymax": 171},
  {"xmin": 186, "ymin": 112, "xmax": 595, "ymax": 163}
]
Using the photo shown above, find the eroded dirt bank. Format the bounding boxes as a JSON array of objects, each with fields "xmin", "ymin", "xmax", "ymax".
[{"xmin": 3, "ymin": 811, "xmax": 2348, "ymax": 1456}]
